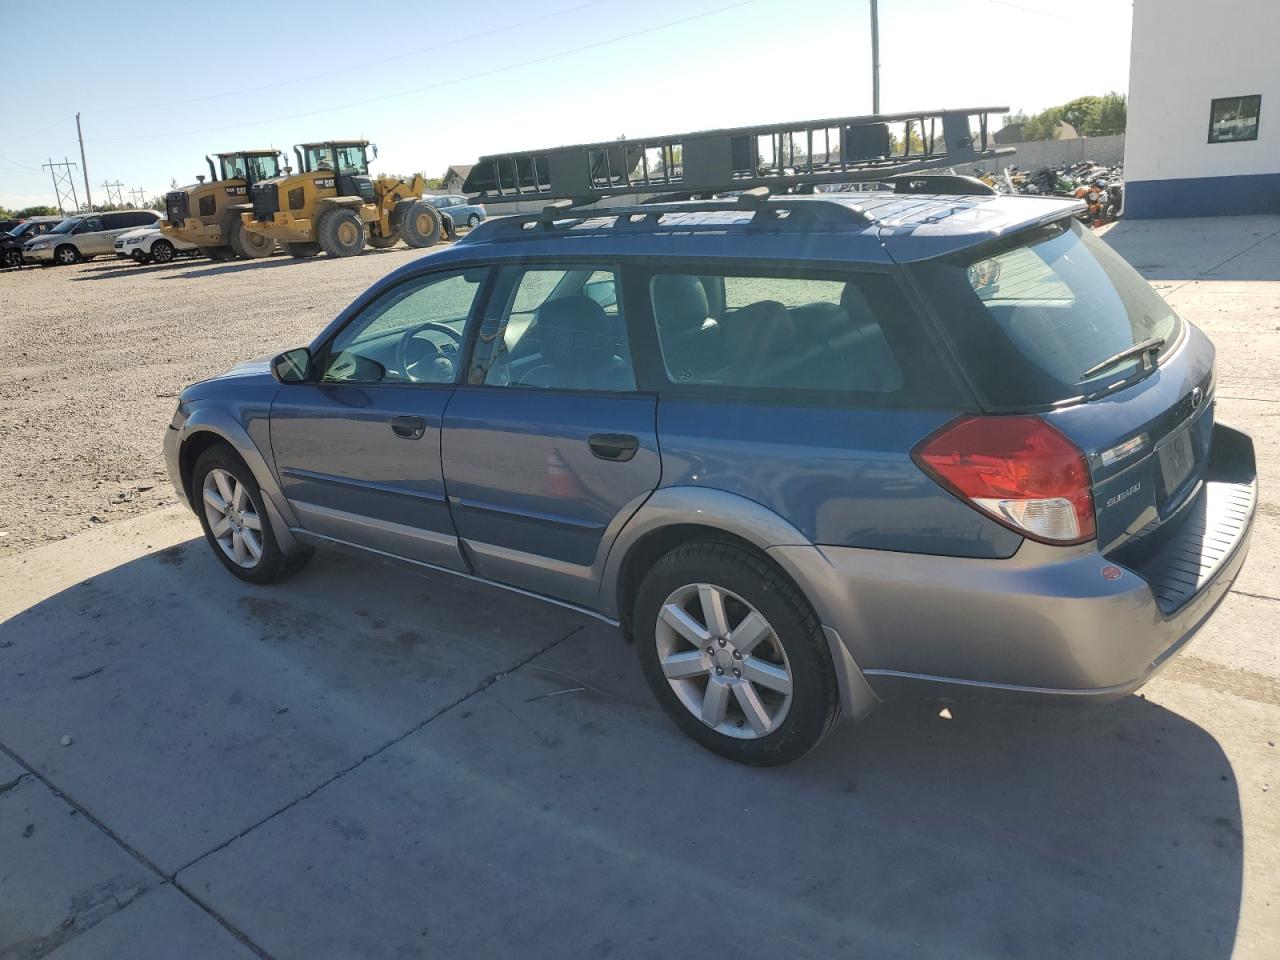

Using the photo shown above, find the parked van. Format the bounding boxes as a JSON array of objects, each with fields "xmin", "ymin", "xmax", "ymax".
[{"xmin": 23, "ymin": 210, "xmax": 162, "ymax": 265}]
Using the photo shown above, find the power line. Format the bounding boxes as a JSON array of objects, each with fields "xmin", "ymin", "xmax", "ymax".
[
  {"xmin": 87, "ymin": 0, "xmax": 758, "ymax": 143},
  {"xmin": 87, "ymin": 0, "xmax": 611, "ymax": 116}
]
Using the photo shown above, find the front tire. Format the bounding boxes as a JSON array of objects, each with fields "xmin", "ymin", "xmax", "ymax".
[
  {"xmin": 317, "ymin": 207, "xmax": 366, "ymax": 257},
  {"xmin": 192, "ymin": 445, "xmax": 312, "ymax": 584},
  {"xmin": 284, "ymin": 241, "xmax": 321, "ymax": 258},
  {"xmin": 397, "ymin": 200, "xmax": 441, "ymax": 248},
  {"xmin": 1, "ymin": 249, "xmax": 20, "ymax": 268},
  {"xmin": 54, "ymin": 244, "xmax": 81, "ymax": 265},
  {"xmin": 150, "ymin": 239, "xmax": 175, "ymax": 263},
  {"xmin": 633, "ymin": 540, "xmax": 840, "ymax": 766},
  {"xmin": 467, "ymin": 213, "xmax": 480, "ymax": 228}
]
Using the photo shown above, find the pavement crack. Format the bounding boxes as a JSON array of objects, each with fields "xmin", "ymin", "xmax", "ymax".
[
  {"xmin": 1231, "ymin": 589, "xmax": 1280, "ymax": 603},
  {"xmin": 173, "ymin": 623, "xmax": 585, "ymax": 878},
  {"xmin": 0, "ymin": 740, "xmax": 275, "ymax": 960},
  {"xmin": 0, "ymin": 771, "xmax": 30, "ymax": 796}
]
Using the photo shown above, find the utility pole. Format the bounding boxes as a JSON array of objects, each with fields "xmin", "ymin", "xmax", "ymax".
[
  {"xmin": 42, "ymin": 157, "xmax": 80, "ymax": 216},
  {"xmin": 101, "ymin": 179, "xmax": 124, "ymax": 207},
  {"xmin": 870, "ymin": 0, "xmax": 880, "ymax": 114},
  {"xmin": 128, "ymin": 187, "xmax": 148, "ymax": 208},
  {"xmin": 76, "ymin": 112, "xmax": 93, "ymax": 211}
]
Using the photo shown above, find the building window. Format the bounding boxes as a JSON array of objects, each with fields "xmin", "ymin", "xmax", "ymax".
[{"xmin": 1208, "ymin": 95, "xmax": 1261, "ymax": 144}]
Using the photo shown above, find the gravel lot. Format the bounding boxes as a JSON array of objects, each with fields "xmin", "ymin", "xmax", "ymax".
[{"xmin": 0, "ymin": 246, "xmax": 442, "ymax": 557}]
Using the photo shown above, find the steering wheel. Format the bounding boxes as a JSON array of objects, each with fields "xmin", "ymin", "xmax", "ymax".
[{"xmin": 396, "ymin": 321, "xmax": 463, "ymax": 383}]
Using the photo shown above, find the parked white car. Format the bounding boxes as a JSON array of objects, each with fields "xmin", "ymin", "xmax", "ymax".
[{"xmin": 114, "ymin": 225, "xmax": 199, "ymax": 264}]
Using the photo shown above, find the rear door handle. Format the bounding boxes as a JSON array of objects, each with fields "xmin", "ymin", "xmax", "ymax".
[
  {"xmin": 588, "ymin": 433, "xmax": 639, "ymax": 462},
  {"xmin": 390, "ymin": 415, "xmax": 426, "ymax": 440}
]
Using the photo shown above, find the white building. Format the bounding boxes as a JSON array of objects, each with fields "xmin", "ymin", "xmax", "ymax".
[{"xmin": 1125, "ymin": 0, "xmax": 1278, "ymax": 217}]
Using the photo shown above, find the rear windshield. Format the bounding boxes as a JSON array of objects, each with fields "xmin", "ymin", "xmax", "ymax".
[{"xmin": 912, "ymin": 218, "xmax": 1183, "ymax": 407}]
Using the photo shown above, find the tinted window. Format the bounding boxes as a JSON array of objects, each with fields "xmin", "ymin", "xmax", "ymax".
[
  {"xmin": 323, "ymin": 270, "xmax": 485, "ymax": 385},
  {"xmin": 135, "ymin": 211, "xmax": 159, "ymax": 226},
  {"xmin": 911, "ymin": 218, "xmax": 1183, "ymax": 407},
  {"xmin": 477, "ymin": 265, "xmax": 634, "ymax": 392},
  {"xmin": 650, "ymin": 271, "xmax": 905, "ymax": 394}
]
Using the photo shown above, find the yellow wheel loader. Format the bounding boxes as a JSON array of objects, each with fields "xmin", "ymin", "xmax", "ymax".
[
  {"xmin": 160, "ymin": 150, "xmax": 286, "ymax": 260},
  {"xmin": 241, "ymin": 140, "xmax": 447, "ymax": 259}
]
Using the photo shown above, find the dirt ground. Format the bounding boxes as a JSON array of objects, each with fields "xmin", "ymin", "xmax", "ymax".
[{"xmin": 0, "ymin": 246, "xmax": 438, "ymax": 557}]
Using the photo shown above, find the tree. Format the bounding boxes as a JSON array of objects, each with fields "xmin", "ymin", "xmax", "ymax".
[{"xmin": 1084, "ymin": 92, "xmax": 1127, "ymax": 136}]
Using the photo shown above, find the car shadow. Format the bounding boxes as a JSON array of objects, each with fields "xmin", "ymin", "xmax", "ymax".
[
  {"xmin": 70, "ymin": 257, "xmax": 205, "ymax": 280},
  {"xmin": 0, "ymin": 540, "xmax": 1244, "ymax": 958}
]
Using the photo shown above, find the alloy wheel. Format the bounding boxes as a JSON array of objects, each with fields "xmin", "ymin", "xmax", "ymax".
[
  {"xmin": 655, "ymin": 583, "xmax": 793, "ymax": 739},
  {"xmin": 202, "ymin": 468, "xmax": 263, "ymax": 568}
]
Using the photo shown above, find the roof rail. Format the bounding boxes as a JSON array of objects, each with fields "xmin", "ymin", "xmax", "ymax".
[
  {"xmin": 463, "ymin": 106, "xmax": 1012, "ymax": 205},
  {"xmin": 465, "ymin": 189, "xmax": 873, "ymax": 244}
]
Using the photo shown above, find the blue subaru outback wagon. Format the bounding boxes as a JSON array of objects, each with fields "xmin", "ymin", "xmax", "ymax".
[{"xmin": 164, "ymin": 191, "xmax": 1257, "ymax": 765}]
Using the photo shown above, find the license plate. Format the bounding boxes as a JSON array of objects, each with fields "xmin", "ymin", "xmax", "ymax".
[{"xmin": 1158, "ymin": 428, "xmax": 1195, "ymax": 496}]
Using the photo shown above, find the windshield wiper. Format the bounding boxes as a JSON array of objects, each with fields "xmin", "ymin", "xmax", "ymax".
[{"xmin": 1080, "ymin": 336, "xmax": 1166, "ymax": 381}]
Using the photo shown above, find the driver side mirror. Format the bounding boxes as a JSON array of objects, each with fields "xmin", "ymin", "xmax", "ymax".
[{"xmin": 272, "ymin": 347, "xmax": 313, "ymax": 383}]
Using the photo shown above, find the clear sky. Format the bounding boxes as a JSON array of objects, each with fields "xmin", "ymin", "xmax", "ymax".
[{"xmin": 0, "ymin": 0, "xmax": 1132, "ymax": 210}]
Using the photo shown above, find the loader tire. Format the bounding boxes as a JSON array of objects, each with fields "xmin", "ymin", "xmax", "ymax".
[
  {"xmin": 317, "ymin": 208, "xmax": 366, "ymax": 258},
  {"xmin": 398, "ymin": 200, "xmax": 442, "ymax": 248},
  {"xmin": 285, "ymin": 242, "xmax": 321, "ymax": 258},
  {"xmin": 225, "ymin": 217, "xmax": 275, "ymax": 259},
  {"xmin": 366, "ymin": 231, "xmax": 399, "ymax": 249}
]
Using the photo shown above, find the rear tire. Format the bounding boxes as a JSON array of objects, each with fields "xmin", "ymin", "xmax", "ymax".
[
  {"xmin": 150, "ymin": 239, "xmax": 175, "ymax": 263},
  {"xmin": 317, "ymin": 207, "xmax": 366, "ymax": 257},
  {"xmin": 397, "ymin": 200, "xmax": 441, "ymax": 248},
  {"xmin": 284, "ymin": 241, "xmax": 322, "ymax": 258},
  {"xmin": 200, "ymin": 245, "xmax": 237, "ymax": 261},
  {"xmin": 633, "ymin": 540, "xmax": 840, "ymax": 766},
  {"xmin": 192, "ymin": 445, "xmax": 313, "ymax": 585},
  {"xmin": 467, "ymin": 213, "xmax": 480, "ymax": 228}
]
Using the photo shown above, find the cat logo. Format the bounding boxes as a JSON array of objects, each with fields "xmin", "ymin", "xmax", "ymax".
[
  {"xmin": 224, "ymin": 186, "xmax": 247, "ymax": 197},
  {"xmin": 315, "ymin": 177, "xmax": 335, "ymax": 190}
]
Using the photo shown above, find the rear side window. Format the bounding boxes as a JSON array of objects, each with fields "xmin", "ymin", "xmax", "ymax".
[
  {"xmin": 912, "ymin": 218, "xmax": 1183, "ymax": 407},
  {"xmin": 648, "ymin": 269, "xmax": 939, "ymax": 399}
]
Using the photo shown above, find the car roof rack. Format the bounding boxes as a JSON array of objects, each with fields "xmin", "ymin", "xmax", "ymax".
[
  {"xmin": 463, "ymin": 106, "xmax": 1012, "ymax": 205},
  {"xmin": 465, "ymin": 187, "xmax": 875, "ymax": 242}
]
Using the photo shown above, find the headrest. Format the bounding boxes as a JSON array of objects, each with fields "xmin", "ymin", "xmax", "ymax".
[
  {"xmin": 652, "ymin": 274, "xmax": 711, "ymax": 335},
  {"xmin": 535, "ymin": 295, "xmax": 615, "ymax": 361}
]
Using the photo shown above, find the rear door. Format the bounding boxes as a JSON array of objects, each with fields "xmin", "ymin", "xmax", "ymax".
[
  {"xmin": 270, "ymin": 268, "xmax": 488, "ymax": 570},
  {"xmin": 440, "ymin": 262, "xmax": 660, "ymax": 607}
]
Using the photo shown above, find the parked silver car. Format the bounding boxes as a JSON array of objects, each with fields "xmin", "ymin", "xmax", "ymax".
[{"xmin": 24, "ymin": 210, "xmax": 161, "ymax": 265}]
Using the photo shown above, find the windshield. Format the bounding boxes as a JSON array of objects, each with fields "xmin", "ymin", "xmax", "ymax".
[
  {"xmin": 50, "ymin": 217, "xmax": 82, "ymax": 234},
  {"xmin": 911, "ymin": 218, "xmax": 1182, "ymax": 407}
]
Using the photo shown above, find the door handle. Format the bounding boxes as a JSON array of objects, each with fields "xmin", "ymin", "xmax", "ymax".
[
  {"xmin": 588, "ymin": 433, "xmax": 639, "ymax": 462},
  {"xmin": 390, "ymin": 415, "xmax": 426, "ymax": 440}
]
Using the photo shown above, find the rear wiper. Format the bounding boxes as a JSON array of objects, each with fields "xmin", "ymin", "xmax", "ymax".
[{"xmin": 1080, "ymin": 336, "xmax": 1166, "ymax": 380}]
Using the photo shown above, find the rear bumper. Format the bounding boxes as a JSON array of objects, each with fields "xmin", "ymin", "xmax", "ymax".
[{"xmin": 775, "ymin": 423, "xmax": 1257, "ymax": 704}]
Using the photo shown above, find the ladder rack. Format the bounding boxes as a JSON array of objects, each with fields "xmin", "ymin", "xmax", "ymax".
[{"xmin": 463, "ymin": 106, "xmax": 1012, "ymax": 205}]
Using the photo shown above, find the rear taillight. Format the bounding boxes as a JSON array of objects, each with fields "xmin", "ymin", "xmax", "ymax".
[{"xmin": 912, "ymin": 416, "xmax": 1095, "ymax": 544}]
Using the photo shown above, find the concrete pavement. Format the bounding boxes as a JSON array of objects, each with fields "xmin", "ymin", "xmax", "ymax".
[{"xmin": 2, "ymin": 216, "xmax": 1279, "ymax": 959}]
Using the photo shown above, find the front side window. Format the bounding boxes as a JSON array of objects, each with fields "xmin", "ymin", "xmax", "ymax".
[
  {"xmin": 79, "ymin": 216, "xmax": 103, "ymax": 233},
  {"xmin": 245, "ymin": 154, "xmax": 281, "ymax": 181},
  {"xmin": 334, "ymin": 145, "xmax": 369, "ymax": 175},
  {"xmin": 475, "ymin": 265, "xmax": 634, "ymax": 392},
  {"xmin": 649, "ymin": 270, "xmax": 906, "ymax": 395},
  {"xmin": 221, "ymin": 156, "xmax": 248, "ymax": 180},
  {"xmin": 912, "ymin": 218, "xmax": 1183, "ymax": 407},
  {"xmin": 322, "ymin": 270, "xmax": 486, "ymax": 385}
]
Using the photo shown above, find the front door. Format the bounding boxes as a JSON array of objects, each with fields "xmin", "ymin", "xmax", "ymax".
[
  {"xmin": 270, "ymin": 268, "xmax": 487, "ymax": 570},
  {"xmin": 441, "ymin": 263, "xmax": 660, "ymax": 608}
]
